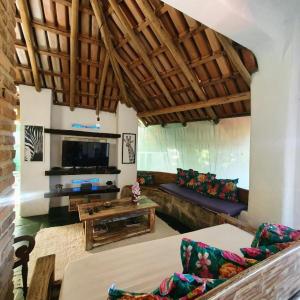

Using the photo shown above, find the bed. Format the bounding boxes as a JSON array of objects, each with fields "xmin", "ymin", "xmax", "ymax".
[{"xmin": 27, "ymin": 215, "xmax": 300, "ymax": 300}]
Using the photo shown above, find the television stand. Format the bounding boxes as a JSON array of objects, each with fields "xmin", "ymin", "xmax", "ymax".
[{"xmin": 45, "ymin": 166, "xmax": 121, "ymax": 176}]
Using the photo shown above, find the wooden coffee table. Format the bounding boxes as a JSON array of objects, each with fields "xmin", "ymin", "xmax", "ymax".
[{"xmin": 78, "ymin": 196, "xmax": 159, "ymax": 250}]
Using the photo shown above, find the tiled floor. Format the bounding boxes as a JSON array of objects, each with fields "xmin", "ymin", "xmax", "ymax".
[{"xmin": 14, "ymin": 206, "xmax": 79, "ymax": 238}]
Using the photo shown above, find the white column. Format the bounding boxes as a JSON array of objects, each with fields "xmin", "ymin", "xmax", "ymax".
[
  {"xmin": 19, "ymin": 86, "xmax": 51, "ymax": 217},
  {"xmin": 116, "ymin": 103, "xmax": 138, "ymax": 196}
]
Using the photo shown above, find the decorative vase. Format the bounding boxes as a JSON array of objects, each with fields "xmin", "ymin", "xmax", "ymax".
[{"xmin": 131, "ymin": 194, "xmax": 140, "ymax": 204}]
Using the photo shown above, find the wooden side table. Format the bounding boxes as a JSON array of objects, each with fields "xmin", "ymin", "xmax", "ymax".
[{"xmin": 78, "ymin": 197, "xmax": 159, "ymax": 250}]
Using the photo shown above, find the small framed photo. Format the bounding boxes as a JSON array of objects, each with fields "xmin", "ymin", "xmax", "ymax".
[
  {"xmin": 24, "ymin": 125, "xmax": 44, "ymax": 162},
  {"xmin": 122, "ymin": 133, "xmax": 136, "ymax": 164}
]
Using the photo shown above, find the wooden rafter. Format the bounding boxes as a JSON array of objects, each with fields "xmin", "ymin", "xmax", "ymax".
[
  {"xmin": 136, "ymin": 0, "xmax": 218, "ymax": 121},
  {"xmin": 18, "ymin": 0, "xmax": 41, "ymax": 91},
  {"xmin": 69, "ymin": 0, "xmax": 79, "ymax": 110},
  {"xmin": 90, "ymin": 0, "xmax": 129, "ymax": 106},
  {"xmin": 138, "ymin": 92, "xmax": 250, "ymax": 118},
  {"xmin": 109, "ymin": 0, "xmax": 185, "ymax": 123},
  {"xmin": 215, "ymin": 33, "xmax": 251, "ymax": 87},
  {"xmin": 96, "ymin": 52, "xmax": 110, "ymax": 116}
]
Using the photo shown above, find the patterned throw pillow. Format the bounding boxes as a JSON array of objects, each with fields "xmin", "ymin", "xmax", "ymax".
[
  {"xmin": 251, "ymin": 223, "xmax": 300, "ymax": 247},
  {"xmin": 206, "ymin": 179, "xmax": 239, "ymax": 202},
  {"xmin": 176, "ymin": 168, "xmax": 190, "ymax": 186},
  {"xmin": 108, "ymin": 273, "xmax": 226, "ymax": 300},
  {"xmin": 136, "ymin": 172, "xmax": 154, "ymax": 186},
  {"xmin": 241, "ymin": 242, "xmax": 294, "ymax": 261},
  {"xmin": 185, "ymin": 169, "xmax": 216, "ymax": 193},
  {"xmin": 180, "ymin": 238, "xmax": 256, "ymax": 279}
]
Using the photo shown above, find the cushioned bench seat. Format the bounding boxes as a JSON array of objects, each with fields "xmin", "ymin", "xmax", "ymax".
[{"xmin": 159, "ymin": 183, "xmax": 247, "ymax": 217}]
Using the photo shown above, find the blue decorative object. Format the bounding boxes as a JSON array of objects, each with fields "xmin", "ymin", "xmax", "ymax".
[
  {"xmin": 72, "ymin": 178, "xmax": 100, "ymax": 185},
  {"xmin": 72, "ymin": 123, "xmax": 101, "ymax": 129}
]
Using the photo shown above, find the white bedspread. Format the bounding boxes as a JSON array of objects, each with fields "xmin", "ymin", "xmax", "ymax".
[{"xmin": 59, "ymin": 224, "xmax": 253, "ymax": 300}]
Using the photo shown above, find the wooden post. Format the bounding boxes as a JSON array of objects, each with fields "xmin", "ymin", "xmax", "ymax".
[
  {"xmin": 18, "ymin": 0, "xmax": 41, "ymax": 92},
  {"xmin": 70, "ymin": 0, "xmax": 79, "ymax": 110}
]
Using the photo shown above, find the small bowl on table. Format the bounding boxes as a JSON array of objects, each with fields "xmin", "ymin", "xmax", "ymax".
[{"xmin": 103, "ymin": 201, "xmax": 112, "ymax": 208}]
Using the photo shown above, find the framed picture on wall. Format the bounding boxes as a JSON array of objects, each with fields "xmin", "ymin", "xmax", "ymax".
[
  {"xmin": 122, "ymin": 133, "xmax": 136, "ymax": 164},
  {"xmin": 24, "ymin": 125, "xmax": 44, "ymax": 162}
]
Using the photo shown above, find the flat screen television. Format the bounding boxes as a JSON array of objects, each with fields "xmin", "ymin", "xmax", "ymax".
[{"xmin": 62, "ymin": 140, "xmax": 109, "ymax": 167}]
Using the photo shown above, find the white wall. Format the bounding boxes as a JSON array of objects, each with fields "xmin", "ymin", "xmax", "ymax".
[
  {"xmin": 19, "ymin": 86, "xmax": 138, "ymax": 214},
  {"xmin": 19, "ymin": 85, "xmax": 51, "ymax": 217},
  {"xmin": 162, "ymin": 0, "xmax": 300, "ymax": 227},
  {"xmin": 116, "ymin": 103, "xmax": 138, "ymax": 193}
]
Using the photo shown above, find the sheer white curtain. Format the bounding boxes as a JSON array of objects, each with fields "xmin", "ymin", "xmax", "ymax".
[{"xmin": 137, "ymin": 117, "xmax": 250, "ymax": 188}]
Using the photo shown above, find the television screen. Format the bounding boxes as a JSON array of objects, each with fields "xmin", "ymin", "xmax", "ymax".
[{"xmin": 62, "ymin": 141, "xmax": 109, "ymax": 167}]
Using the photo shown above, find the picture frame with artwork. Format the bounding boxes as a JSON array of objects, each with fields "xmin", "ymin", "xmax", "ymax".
[
  {"xmin": 122, "ymin": 133, "xmax": 136, "ymax": 164},
  {"xmin": 24, "ymin": 125, "xmax": 44, "ymax": 162}
]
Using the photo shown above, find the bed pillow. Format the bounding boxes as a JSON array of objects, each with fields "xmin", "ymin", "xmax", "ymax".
[
  {"xmin": 180, "ymin": 238, "xmax": 256, "ymax": 279},
  {"xmin": 206, "ymin": 179, "xmax": 239, "ymax": 202},
  {"xmin": 241, "ymin": 242, "xmax": 294, "ymax": 261},
  {"xmin": 136, "ymin": 172, "xmax": 154, "ymax": 186},
  {"xmin": 251, "ymin": 223, "xmax": 300, "ymax": 247},
  {"xmin": 108, "ymin": 273, "xmax": 226, "ymax": 299},
  {"xmin": 176, "ymin": 168, "xmax": 189, "ymax": 186}
]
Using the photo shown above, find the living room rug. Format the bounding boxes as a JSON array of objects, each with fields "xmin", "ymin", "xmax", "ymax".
[{"xmin": 28, "ymin": 217, "xmax": 179, "ymax": 282}]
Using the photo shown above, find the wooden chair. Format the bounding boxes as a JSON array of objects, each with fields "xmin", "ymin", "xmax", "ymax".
[{"xmin": 13, "ymin": 235, "xmax": 35, "ymax": 297}]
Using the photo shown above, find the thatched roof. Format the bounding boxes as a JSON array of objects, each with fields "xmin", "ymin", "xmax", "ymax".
[{"xmin": 15, "ymin": 0, "xmax": 257, "ymax": 125}]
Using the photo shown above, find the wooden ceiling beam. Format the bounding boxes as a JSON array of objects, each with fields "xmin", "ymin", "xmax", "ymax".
[
  {"xmin": 138, "ymin": 92, "xmax": 250, "ymax": 118},
  {"xmin": 16, "ymin": 17, "xmax": 103, "ymax": 47},
  {"xmin": 90, "ymin": 0, "xmax": 129, "ymax": 106},
  {"xmin": 109, "ymin": 0, "xmax": 185, "ymax": 123},
  {"xmin": 114, "ymin": 51, "xmax": 153, "ymax": 112},
  {"xmin": 16, "ymin": 64, "xmax": 101, "ymax": 84},
  {"xmin": 136, "ymin": 0, "xmax": 217, "ymax": 121},
  {"xmin": 69, "ymin": 0, "xmax": 79, "ymax": 111},
  {"xmin": 15, "ymin": 42, "xmax": 104, "ymax": 68},
  {"xmin": 215, "ymin": 32, "xmax": 251, "ymax": 87},
  {"xmin": 18, "ymin": 0, "xmax": 41, "ymax": 92},
  {"xmin": 96, "ymin": 52, "xmax": 110, "ymax": 116}
]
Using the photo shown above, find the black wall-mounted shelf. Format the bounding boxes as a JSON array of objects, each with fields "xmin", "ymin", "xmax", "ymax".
[
  {"xmin": 44, "ymin": 128, "xmax": 121, "ymax": 139},
  {"xmin": 45, "ymin": 167, "xmax": 121, "ymax": 176},
  {"xmin": 44, "ymin": 185, "xmax": 120, "ymax": 198}
]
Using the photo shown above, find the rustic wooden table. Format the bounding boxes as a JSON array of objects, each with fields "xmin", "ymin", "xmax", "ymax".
[{"xmin": 78, "ymin": 197, "xmax": 159, "ymax": 250}]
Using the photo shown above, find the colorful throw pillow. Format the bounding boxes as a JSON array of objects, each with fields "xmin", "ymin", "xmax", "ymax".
[
  {"xmin": 241, "ymin": 242, "xmax": 294, "ymax": 261},
  {"xmin": 206, "ymin": 179, "xmax": 239, "ymax": 202},
  {"xmin": 137, "ymin": 172, "xmax": 154, "ymax": 186},
  {"xmin": 251, "ymin": 223, "xmax": 300, "ymax": 247},
  {"xmin": 180, "ymin": 238, "xmax": 256, "ymax": 279},
  {"xmin": 185, "ymin": 169, "xmax": 216, "ymax": 193},
  {"xmin": 108, "ymin": 273, "xmax": 226, "ymax": 300},
  {"xmin": 176, "ymin": 168, "xmax": 189, "ymax": 186}
]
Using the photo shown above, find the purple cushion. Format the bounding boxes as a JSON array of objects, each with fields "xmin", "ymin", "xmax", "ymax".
[{"xmin": 159, "ymin": 183, "xmax": 247, "ymax": 216}]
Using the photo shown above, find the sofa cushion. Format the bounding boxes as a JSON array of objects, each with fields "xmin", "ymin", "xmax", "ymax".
[
  {"xmin": 176, "ymin": 168, "xmax": 189, "ymax": 186},
  {"xmin": 159, "ymin": 183, "xmax": 247, "ymax": 216},
  {"xmin": 186, "ymin": 169, "xmax": 216, "ymax": 194},
  {"xmin": 137, "ymin": 172, "xmax": 154, "ymax": 186},
  {"xmin": 207, "ymin": 179, "xmax": 239, "ymax": 202}
]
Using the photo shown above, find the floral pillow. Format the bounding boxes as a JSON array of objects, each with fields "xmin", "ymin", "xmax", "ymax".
[
  {"xmin": 206, "ymin": 179, "xmax": 239, "ymax": 202},
  {"xmin": 180, "ymin": 238, "xmax": 256, "ymax": 279},
  {"xmin": 176, "ymin": 168, "xmax": 190, "ymax": 186},
  {"xmin": 108, "ymin": 273, "xmax": 226, "ymax": 299},
  {"xmin": 186, "ymin": 169, "xmax": 216, "ymax": 193},
  {"xmin": 241, "ymin": 242, "xmax": 294, "ymax": 261},
  {"xmin": 137, "ymin": 173, "xmax": 154, "ymax": 186},
  {"xmin": 251, "ymin": 223, "xmax": 300, "ymax": 247}
]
